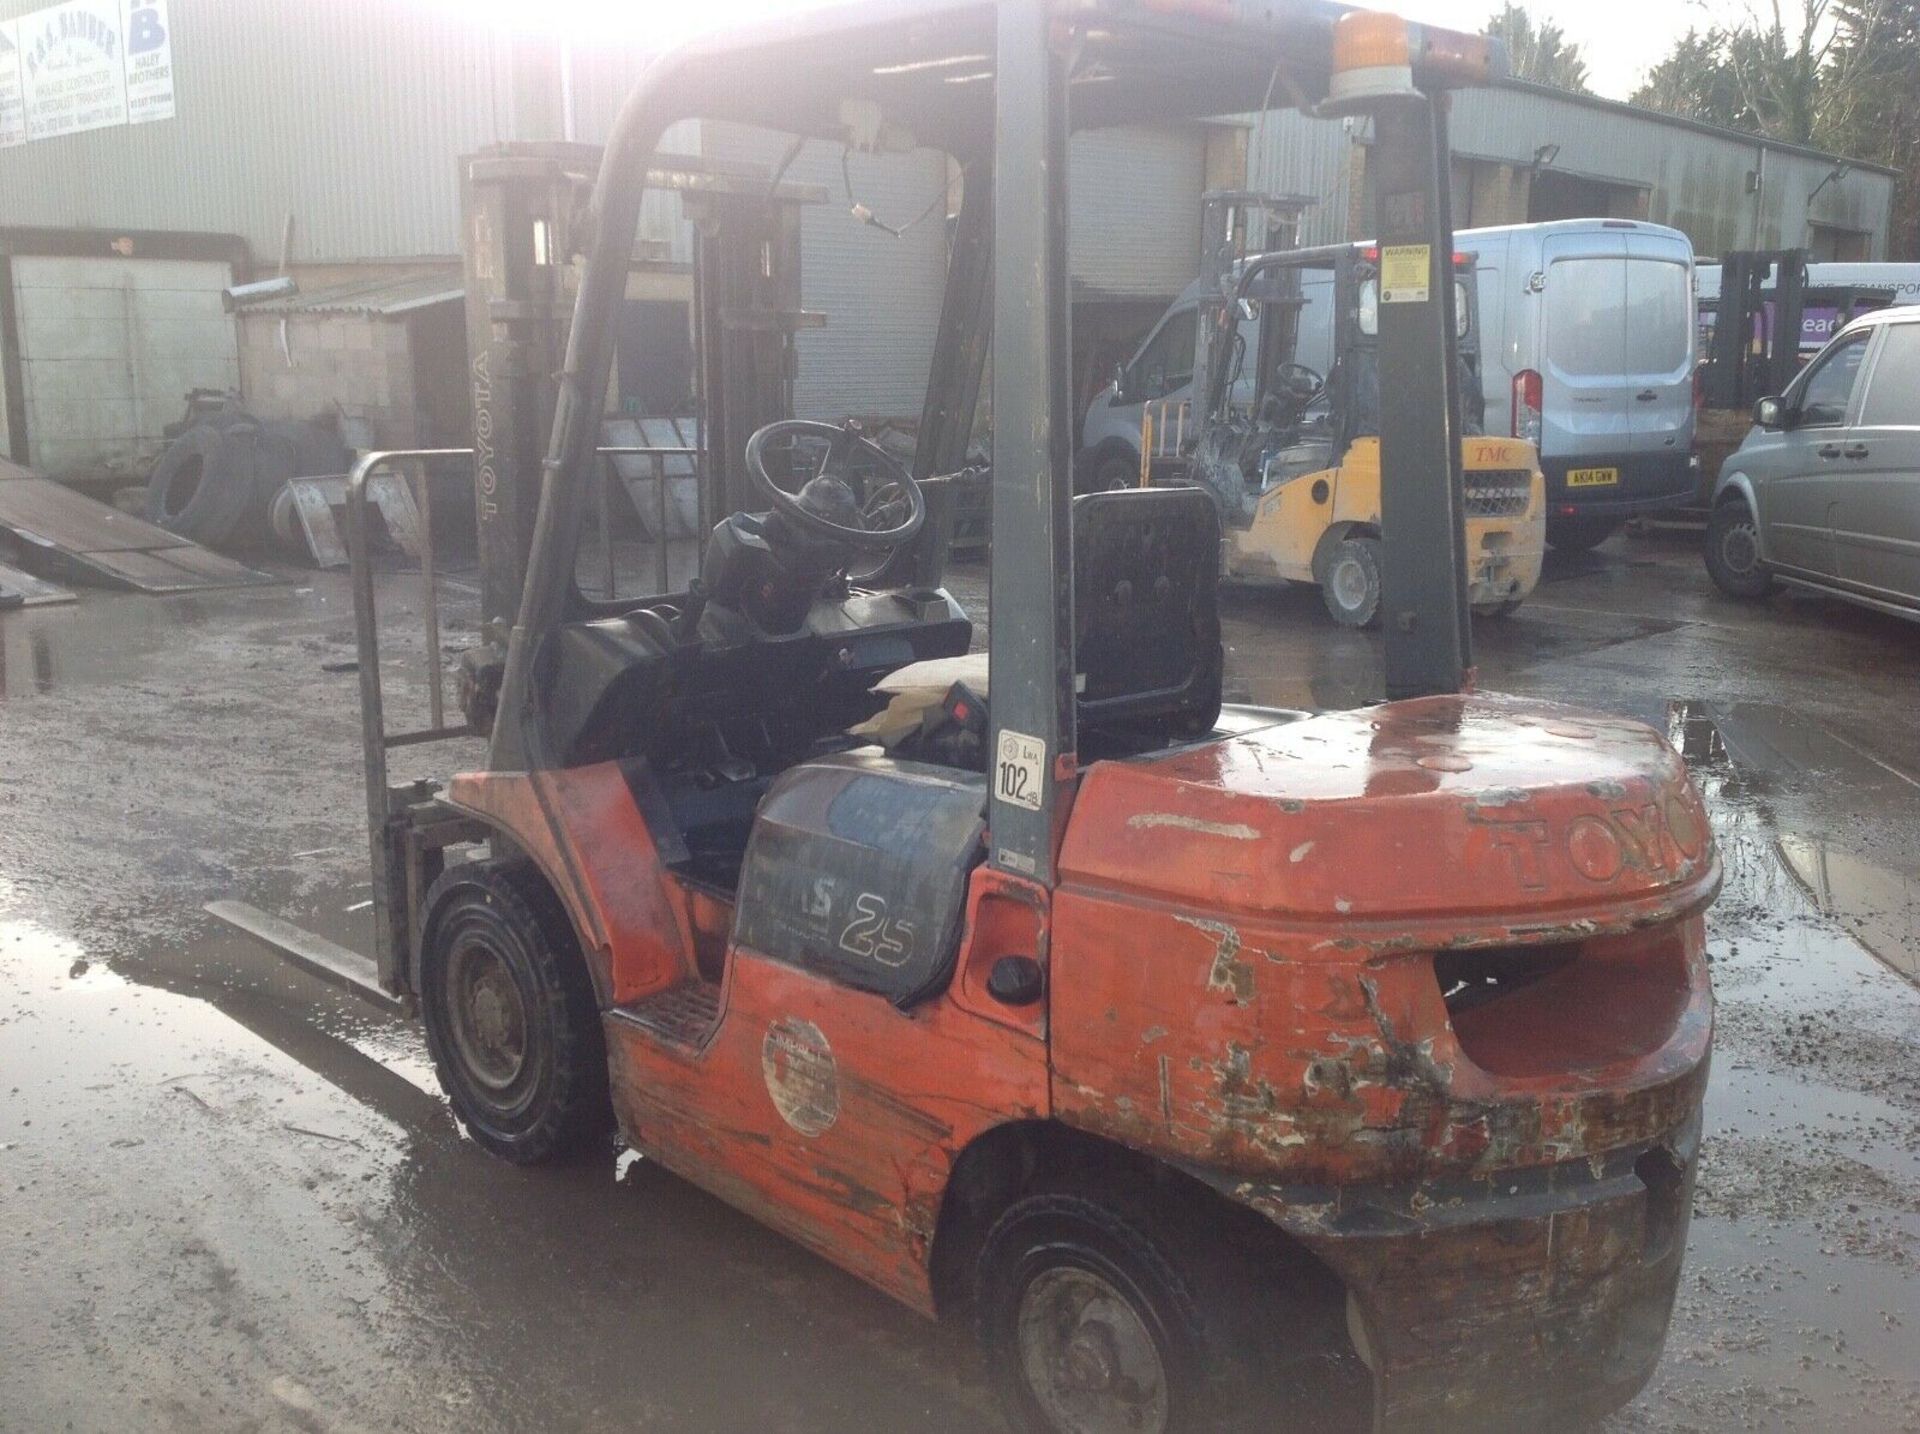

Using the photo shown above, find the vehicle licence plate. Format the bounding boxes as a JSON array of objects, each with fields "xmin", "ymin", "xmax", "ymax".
[{"xmin": 1567, "ymin": 467, "xmax": 1619, "ymax": 488}]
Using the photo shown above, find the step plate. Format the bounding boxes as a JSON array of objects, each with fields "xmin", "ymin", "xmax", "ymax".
[{"xmin": 610, "ymin": 981, "xmax": 721, "ymax": 1047}]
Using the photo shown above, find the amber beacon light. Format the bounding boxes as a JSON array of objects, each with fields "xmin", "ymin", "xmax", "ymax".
[{"xmin": 1327, "ymin": 10, "xmax": 1504, "ymax": 109}]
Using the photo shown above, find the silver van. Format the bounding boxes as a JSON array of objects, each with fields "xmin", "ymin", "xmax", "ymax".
[
  {"xmin": 1463, "ymin": 219, "xmax": 1697, "ymax": 550},
  {"xmin": 1081, "ymin": 219, "xmax": 1697, "ymax": 551},
  {"xmin": 1705, "ymin": 305, "xmax": 1920, "ymax": 621}
]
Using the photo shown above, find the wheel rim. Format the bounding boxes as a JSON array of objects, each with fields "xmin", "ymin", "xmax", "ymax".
[
  {"xmin": 446, "ymin": 937, "xmax": 529, "ymax": 1093},
  {"xmin": 1720, "ymin": 519, "xmax": 1759, "ymax": 575},
  {"xmin": 1017, "ymin": 1266, "xmax": 1169, "ymax": 1434},
  {"xmin": 1329, "ymin": 555, "xmax": 1370, "ymax": 614}
]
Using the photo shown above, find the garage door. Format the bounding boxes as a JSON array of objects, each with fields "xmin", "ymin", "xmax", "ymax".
[
  {"xmin": 1070, "ymin": 124, "xmax": 1207, "ymax": 300},
  {"xmin": 10, "ymin": 256, "xmax": 240, "ymax": 480}
]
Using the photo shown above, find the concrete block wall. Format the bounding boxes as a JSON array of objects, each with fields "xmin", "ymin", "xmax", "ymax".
[{"xmin": 237, "ymin": 313, "xmax": 420, "ymax": 446}]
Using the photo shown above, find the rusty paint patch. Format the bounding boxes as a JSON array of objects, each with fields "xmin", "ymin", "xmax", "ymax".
[
  {"xmin": 1179, "ymin": 914, "xmax": 1256, "ymax": 1001},
  {"xmin": 1127, "ymin": 812, "xmax": 1259, "ymax": 840}
]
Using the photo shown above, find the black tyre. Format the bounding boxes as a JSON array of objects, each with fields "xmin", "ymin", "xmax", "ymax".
[
  {"xmin": 144, "ymin": 424, "xmax": 254, "ymax": 545},
  {"xmin": 1320, "ymin": 534, "xmax": 1382, "ymax": 629},
  {"xmin": 1477, "ymin": 597, "xmax": 1525, "ymax": 619},
  {"xmin": 419, "ymin": 861, "xmax": 611, "ymax": 1164},
  {"xmin": 1704, "ymin": 497, "xmax": 1773, "ymax": 600},
  {"xmin": 1077, "ymin": 446, "xmax": 1140, "ymax": 495},
  {"xmin": 1545, "ymin": 515, "xmax": 1618, "ymax": 553},
  {"xmin": 976, "ymin": 1189, "xmax": 1210, "ymax": 1434}
]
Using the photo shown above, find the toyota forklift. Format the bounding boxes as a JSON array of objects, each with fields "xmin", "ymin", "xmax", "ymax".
[
  {"xmin": 1172, "ymin": 240, "xmax": 1545, "ymax": 626},
  {"xmin": 218, "ymin": 5, "xmax": 1718, "ymax": 1431}
]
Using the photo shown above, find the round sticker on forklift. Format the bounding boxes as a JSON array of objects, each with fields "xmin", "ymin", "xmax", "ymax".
[
  {"xmin": 1380, "ymin": 244, "xmax": 1430, "ymax": 304},
  {"xmin": 762, "ymin": 1018, "xmax": 839, "ymax": 1137},
  {"xmin": 995, "ymin": 729, "xmax": 1046, "ymax": 812}
]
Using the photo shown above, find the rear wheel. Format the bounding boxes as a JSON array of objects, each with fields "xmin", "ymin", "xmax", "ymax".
[
  {"xmin": 1704, "ymin": 497, "xmax": 1774, "ymax": 599},
  {"xmin": 1320, "ymin": 535, "xmax": 1382, "ymax": 628},
  {"xmin": 977, "ymin": 1190, "xmax": 1210, "ymax": 1434},
  {"xmin": 1546, "ymin": 515, "xmax": 1618, "ymax": 552},
  {"xmin": 420, "ymin": 861, "xmax": 610, "ymax": 1163}
]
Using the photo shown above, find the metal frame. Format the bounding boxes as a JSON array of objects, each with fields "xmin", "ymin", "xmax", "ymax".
[
  {"xmin": 985, "ymin": 0, "xmax": 1076, "ymax": 884},
  {"xmin": 344, "ymin": 443, "xmax": 699, "ymax": 992},
  {"xmin": 1372, "ymin": 96, "xmax": 1472, "ymax": 698}
]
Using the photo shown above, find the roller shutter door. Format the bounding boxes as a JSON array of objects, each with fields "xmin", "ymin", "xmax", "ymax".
[{"xmin": 1070, "ymin": 125, "xmax": 1207, "ymax": 301}]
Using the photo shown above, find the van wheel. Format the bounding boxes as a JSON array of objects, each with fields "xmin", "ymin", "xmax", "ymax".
[
  {"xmin": 1321, "ymin": 536, "xmax": 1382, "ymax": 628},
  {"xmin": 1704, "ymin": 498, "xmax": 1773, "ymax": 599},
  {"xmin": 976, "ymin": 1189, "xmax": 1212, "ymax": 1434},
  {"xmin": 1478, "ymin": 597, "xmax": 1525, "ymax": 618},
  {"xmin": 1085, "ymin": 449, "xmax": 1138, "ymax": 494},
  {"xmin": 420, "ymin": 861, "xmax": 611, "ymax": 1164},
  {"xmin": 1546, "ymin": 516, "xmax": 1618, "ymax": 552}
]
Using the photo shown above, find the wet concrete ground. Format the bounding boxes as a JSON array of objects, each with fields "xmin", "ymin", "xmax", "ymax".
[{"xmin": 2, "ymin": 526, "xmax": 1917, "ymax": 1431}]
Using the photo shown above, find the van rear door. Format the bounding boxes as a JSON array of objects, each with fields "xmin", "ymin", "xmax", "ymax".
[
  {"xmin": 1539, "ymin": 230, "xmax": 1632, "ymax": 474},
  {"xmin": 1623, "ymin": 232, "xmax": 1696, "ymax": 462}
]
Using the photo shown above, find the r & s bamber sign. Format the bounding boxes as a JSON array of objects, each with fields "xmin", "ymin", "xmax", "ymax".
[{"xmin": 0, "ymin": 1, "xmax": 173, "ymax": 150}]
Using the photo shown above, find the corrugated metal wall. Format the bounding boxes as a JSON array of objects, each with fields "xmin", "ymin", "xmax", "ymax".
[
  {"xmin": 1242, "ymin": 108, "xmax": 1354, "ymax": 248},
  {"xmin": 703, "ymin": 123, "xmax": 949, "ymax": 423},
  {"xmin": 0, "ymin": 0, "xmax": 520, "ymax": 261},
  {"xmin": 1069, "ymin": 125, "xmax": 1206, "ymax": 299},
  {"xmin": 1446, "ymin": 86, "xmax": 1893, "ymax": 260},
  {"xmin": 1241, "ymin": 87, "xmax": 1895, "ymax": 260}
]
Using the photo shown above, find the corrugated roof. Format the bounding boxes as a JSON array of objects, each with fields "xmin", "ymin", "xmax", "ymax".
[{"xmin": 247, "ymin": 271, "xmax": 463, "ymax": 318}]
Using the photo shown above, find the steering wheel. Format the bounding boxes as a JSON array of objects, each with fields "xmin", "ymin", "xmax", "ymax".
[
  {"xmin": 745, "ymin": 419, "xmax": 926, "ymax": 550},
  {"xmin": 1277, "ymin": 362, "xmax": 1325, "ymax": 402}
]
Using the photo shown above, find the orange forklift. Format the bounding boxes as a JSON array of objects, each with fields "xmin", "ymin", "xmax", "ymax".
[{"xmin": 218, "ymin": 4, "xmax": 1718, "ymax": 1430}]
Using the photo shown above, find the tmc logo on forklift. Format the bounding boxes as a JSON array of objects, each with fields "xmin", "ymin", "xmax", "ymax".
[{"xmin": 1485, "ymin": 796, "xmax": 1705, "ymax": 889}]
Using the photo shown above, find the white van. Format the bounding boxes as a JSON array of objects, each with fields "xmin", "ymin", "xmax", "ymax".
[{"xmin": 1082, "ymin": 219, "xmax": 1699, "ymax": 551}]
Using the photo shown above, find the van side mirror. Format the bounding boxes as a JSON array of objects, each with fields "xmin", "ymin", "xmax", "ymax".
[
  {"xmin": 1753, "ymin": 396, "xmax": 1786, "ymax": 429},
  {"xmin": 1111, "ymin": 361, "xmax": 1130, "ymax": 400}
]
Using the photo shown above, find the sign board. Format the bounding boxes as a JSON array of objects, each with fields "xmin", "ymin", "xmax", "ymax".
[
  {"xmin": 0, "ymin": 22, "xmax": 25, "ymax": 148},
  {"xmin": 4, "ymin": 0, "xmax": 170, "ymax": 146}
]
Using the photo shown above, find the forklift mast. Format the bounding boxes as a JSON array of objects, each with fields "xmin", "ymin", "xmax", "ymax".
[
  {"xmin": 1702, "ymin": 249, "xmax": 1810, "ymax": 414},
  {"xmin": 458, "ymin": 143, "xmax": 819, "ymax": 638}
]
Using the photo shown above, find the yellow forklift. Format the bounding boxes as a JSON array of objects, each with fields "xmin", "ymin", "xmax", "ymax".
[
  {"xmin": 216, "ymin": 5, "xmax": 1716, "ymax": 1431},
  {"xmin": 1167, "ymin": 241, "xmax": 1545, "ymax": 626}
]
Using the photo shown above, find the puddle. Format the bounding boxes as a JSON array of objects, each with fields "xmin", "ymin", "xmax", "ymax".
[
  {"xmin": 1776, "ymin": 835, "xmax": 1920, "ymax": 983},
  {"xmin": 1669, "ymin": 698, "xmax": 1920, "ymax": 989}
]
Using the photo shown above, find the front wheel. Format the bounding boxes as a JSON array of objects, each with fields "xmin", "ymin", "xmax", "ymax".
[
  {"xmin": 1320, "ymin": 535, "xmax": 1382, "ymax": 629},
  {"xmin": 420, "ymin": 861, "xmax": 611, "ymax": 1164},
  {"xmin": 1704, "ymin": 498, "xmax": 1774, "ymax": 599},
  {"xmin": 977, "ymin": 1192, "xmax": 1211, "ymax": 1434}
]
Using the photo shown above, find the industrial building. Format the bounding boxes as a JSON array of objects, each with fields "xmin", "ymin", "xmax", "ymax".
[{"xmin": 0, "ymin": 0, "xmax": 1896, "ymax": 482}]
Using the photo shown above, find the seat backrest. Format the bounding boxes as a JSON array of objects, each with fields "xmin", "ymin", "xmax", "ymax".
[{"xmin": 1072, "ymin": 486, "xmax": 1222, "ymax": 738}]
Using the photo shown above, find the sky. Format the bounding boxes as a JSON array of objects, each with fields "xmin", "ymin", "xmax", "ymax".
[{"xmin": 452, "ymin": 0, "xmax": 1765, "ymax": 103}]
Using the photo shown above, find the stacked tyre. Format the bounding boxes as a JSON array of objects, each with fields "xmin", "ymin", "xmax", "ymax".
[{"xmin": 144, "ymin": 411, "xmax": 350, "ymax": 550}]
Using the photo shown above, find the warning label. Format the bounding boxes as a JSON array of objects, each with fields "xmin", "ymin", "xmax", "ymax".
[{"xmin": 1380, "ymin": 244, "xmax": 1431, "ymax": 304}]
